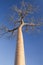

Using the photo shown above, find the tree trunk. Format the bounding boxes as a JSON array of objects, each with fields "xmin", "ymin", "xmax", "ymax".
[{"xmin": 15, "ymin": 25, "xmax": 25, "ymax": 65}]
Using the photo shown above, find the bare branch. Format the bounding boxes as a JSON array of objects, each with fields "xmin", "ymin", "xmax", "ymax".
[
  {"xmin": 0, "ymin": 1, "xmax": 43, "ymax": 38},
  {"xmin": 11, "ymin": 1, "xmax": 38, "ymax": 20},
  {"xmin": 8, "ymin": 26, "xmax": 19, "ymax": 32},
  {"xmin": 0, "ymin": 24, "xmax": 19, "ymax": 38},
  {"xmin": 24, "ymin": 22, "xmax": 40, "ymax": 26}
]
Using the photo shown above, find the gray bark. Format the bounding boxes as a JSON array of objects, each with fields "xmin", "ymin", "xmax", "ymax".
[{"xmin": 15, "ymin": 25, "xmax": 25, "ymax": 65}]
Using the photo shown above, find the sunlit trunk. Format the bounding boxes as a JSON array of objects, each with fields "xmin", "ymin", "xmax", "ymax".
[{"xmin": 15, "ymin": 25, "xmax": 25, "ymax": 65}]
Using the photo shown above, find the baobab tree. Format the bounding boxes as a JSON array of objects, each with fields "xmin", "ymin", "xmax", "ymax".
[{"xmin": 0, "ymin": 1, "xmax": 43, "ymax": 65}]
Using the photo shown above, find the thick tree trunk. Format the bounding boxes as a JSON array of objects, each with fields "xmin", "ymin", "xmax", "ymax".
[{"xmin": 15, "ymin": 25, "xmax": 25, "ymax": 65}]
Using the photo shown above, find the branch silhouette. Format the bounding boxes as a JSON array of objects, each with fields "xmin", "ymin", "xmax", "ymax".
[{"xmin": 0, "ymin": 1, "xmax": 43, "ymax": 38}]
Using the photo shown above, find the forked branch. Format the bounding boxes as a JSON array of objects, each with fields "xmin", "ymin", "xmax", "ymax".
[{"xmin": 0, "ymin": 1, "xmax": 43, "ymax": 38}]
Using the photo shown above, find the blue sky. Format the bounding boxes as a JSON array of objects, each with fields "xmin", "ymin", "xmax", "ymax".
[{"xmin": 0, "ymin": 0, "xmax": 43, "ymax": 65}]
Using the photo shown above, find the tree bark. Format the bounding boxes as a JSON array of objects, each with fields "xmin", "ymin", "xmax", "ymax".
[{"xmin": 15, "ymin": 25, "xmax": 25, "ymax": 65}]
